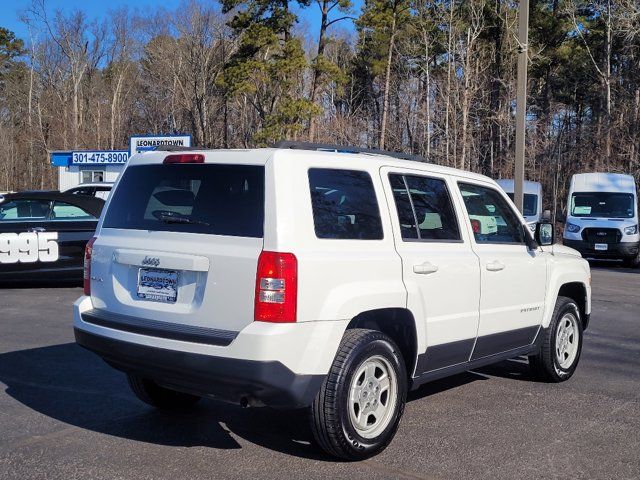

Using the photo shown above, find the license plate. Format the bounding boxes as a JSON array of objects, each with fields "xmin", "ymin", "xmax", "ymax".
[
  {"xmin": 594, "ymin": 243, "xmax": 608, "ymax": 251},
  {"xmin": 137, "ymin": 268, "xmax": 178, "ymax": 303}
]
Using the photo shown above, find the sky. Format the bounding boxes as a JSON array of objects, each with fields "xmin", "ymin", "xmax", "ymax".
[{"xmin": 0, "ymin": 0, "xmax": 360, "ymax": 46}]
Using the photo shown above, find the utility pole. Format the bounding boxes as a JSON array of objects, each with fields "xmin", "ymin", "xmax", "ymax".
[{"xmin": 514, "ymin": 0, "xmax": 529, "ymax": 214}]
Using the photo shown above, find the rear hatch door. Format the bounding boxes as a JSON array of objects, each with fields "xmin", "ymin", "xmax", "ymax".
[{"xmin": 90, "ymin": 161, "xmax": 265, "ymax": 334}]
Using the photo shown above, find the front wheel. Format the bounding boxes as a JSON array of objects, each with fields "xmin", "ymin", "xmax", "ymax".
[
  {"xmin": 622, "ymin": 254, "xmax": 640, "ymax": 269},
  {"xmin": 529, "ymin": 296, "xmax": 583, "ymax": 382},
  {"xmin": 310, "ymin": 329, "xmax": 407, "ymax": 460}
]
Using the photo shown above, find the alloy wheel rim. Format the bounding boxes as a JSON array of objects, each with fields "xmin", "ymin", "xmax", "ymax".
[
  {"xmin": 348, "ymin": 355, "xmax": 398, "ymax": 439},
  {"xmin": 555, "ymin": 312, "xmax": 579, "ymax": 369}
]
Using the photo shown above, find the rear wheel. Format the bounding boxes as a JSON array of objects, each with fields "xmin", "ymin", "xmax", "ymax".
[
  {"xmin": 310, "ymin": 329, "xmax": 407, "ymax": 460},
  {"xmin": 127, "ymin": 374, "xmax": 201, "ymax": 410},
  {"xmin": 529, "ymin": 296, "xmax": 583, "ymax": 382}
]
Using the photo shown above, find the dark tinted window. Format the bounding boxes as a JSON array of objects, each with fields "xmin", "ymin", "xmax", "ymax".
[
  {"xmin": 389, "ymin": 175, "xmax": 419, "ymax": 239},
  {"xmin": 0, "ymin": 199, "xmax": 50, "ymax": 221},
  {"xmin": 506, "ymin": 193, "xmax": 538, "ymax": 216},
  {"xmin": 459, "ymin": 183, "xmax": 524, "ymax": 244},
  {"xmin": 103, "ymin": 164, "xmax": 264, "ymax": 237},
  {"xmin": 389, "ymin": 174, "xmax": 460, "ymax": 241},
  {"xmin": 309, "ymin": 168, "xmax": 383, "ymax": 240}
]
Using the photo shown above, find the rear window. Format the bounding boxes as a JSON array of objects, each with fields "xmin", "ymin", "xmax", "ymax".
[
  {"xmin": 103, "ymin": 164, "xmax": 264, "ymax": 237},
  {"xmin": 308, "ymin": 168, "xmax": 383, "ymax": 240},
  {"xmin": 51, "ymin": 201, "xmax": 96, "ymax": 221}
]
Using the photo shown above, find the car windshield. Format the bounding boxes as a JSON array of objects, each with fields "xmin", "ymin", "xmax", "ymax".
[
  {"xmin": 571, "ymin": 192, "xmax": 635, "ymax": 218},
  {"xmin": 506, "ymin": 193, "xmax": 538, "ymax": 216}
]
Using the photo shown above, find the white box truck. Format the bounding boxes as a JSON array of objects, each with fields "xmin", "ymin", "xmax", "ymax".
[
  {"xmin": 563, "ymin": 173, "xmax": 640, "ymax": 266},
  {"xmin": 496, "ymin": 179, "xmax": 543, "ymax": 232}
]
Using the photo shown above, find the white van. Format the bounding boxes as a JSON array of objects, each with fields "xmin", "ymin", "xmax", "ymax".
[
  {"xmin": 563, "ymin": 173, "xmax": 640, "ymax": 266},
  {"xmin": 496, "ymin": 179, "xmax": 543, "ymax": 232}
]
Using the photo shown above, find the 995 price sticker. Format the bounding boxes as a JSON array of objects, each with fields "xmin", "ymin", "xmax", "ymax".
[{"xmin": 0, "ymin": 232, "xmax": 59, "ymax": 264}]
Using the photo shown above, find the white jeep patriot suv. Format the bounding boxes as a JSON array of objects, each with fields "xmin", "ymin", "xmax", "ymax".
[{"xmin": 74, "ymin": 143, "xmax": 591, "ymax": 460}]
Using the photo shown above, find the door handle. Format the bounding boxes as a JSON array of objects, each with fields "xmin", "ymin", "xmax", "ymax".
[
  {"xmin": 486, "ymin": 260, "xmax": 505, "ymax": 272},
  {"xmin": 28, "ymin": 227, "xmax": 45, "ymax": 233},
  {"xmin": 413, "ymin": 261, "xmax": 439, "ymax": 275}
]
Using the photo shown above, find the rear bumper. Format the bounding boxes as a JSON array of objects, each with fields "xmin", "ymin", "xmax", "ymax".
[
  {"xmin": 73, "ymin": 296, "xmax": 348, "ymax": 408},
  {"xmin": 74, "ymin": 327, "xmax": 324, "ymax": 408},
  {"xmin": 562, "ymin": 239, "xmax": 640, "ymax": 260}
]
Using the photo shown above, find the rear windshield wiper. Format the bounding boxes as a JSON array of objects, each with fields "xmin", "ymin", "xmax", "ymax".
[{"xmin": 154, "ymin": 211, "xmax": 210, "ymax": 226}]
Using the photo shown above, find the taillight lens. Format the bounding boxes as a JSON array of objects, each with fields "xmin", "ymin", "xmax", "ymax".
[
  {"xmin": 83, "ymin": 236, "xmax": 97, "ymax": 295},
  {"xmin": 470, "ymin": 219, "xmax": 481, "ymax": 234},
  {"xmin": 163, "ymin": 154, "xmax": 204, "ymax": 164},
  {"xmin": 254, "ymin": 251, "xmax": 297, "ymax": 323}
]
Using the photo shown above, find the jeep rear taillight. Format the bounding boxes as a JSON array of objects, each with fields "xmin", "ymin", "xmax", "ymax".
[
  {"xmin": 83, "ymin": 236, "xmax": 97, "ymax": 296},
  {"xmin": 470, "ymin": 219, "xmax": 481, "ymax": 234},
  {"xmin": 254, "ymin": 251, "xmax": 297, "ymax": 323}
]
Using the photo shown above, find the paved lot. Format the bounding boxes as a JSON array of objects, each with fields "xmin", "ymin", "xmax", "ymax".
[{"xmin": 0, "ymin": 266, "xmax": 639, "ymax": 480}]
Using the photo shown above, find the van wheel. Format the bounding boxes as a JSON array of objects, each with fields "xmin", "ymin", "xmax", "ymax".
[
  {"xmin": 529, "ymin": 296, "xmax": 583, "ymax": 382},
  {"xmin": 127, "ymin": 374, "xmax": 201, "ymax": 410},
  {"xmin": 623, "ymin": 255, "xmax": 640, "ymax": 268},
  {"xmin": 310, "ymin": 329, "xmax": 407, "ymax": 460}
]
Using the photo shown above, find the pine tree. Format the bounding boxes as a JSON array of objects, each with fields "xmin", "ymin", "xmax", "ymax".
[
  {"xmin": 220, "ymin": 0, "xmax": 318, "ymax": 144},
  {"xmin": 353, "ymin": 0, "xmax": 411, "ymax": 149},
  {"xmin": 0, "ymin": 28, "xmax": 25, "ymax": 81}
]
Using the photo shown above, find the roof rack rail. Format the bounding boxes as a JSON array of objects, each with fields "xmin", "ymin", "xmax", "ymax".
[{"xmin": 273, "ymin": 141, "xmax": 426, "ymax": 162}]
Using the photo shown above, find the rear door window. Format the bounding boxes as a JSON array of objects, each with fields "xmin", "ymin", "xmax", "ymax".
[
  {"xmin": 103, "ymin": 164, "xmax": 265, "ymax": 237},
  {"xmin": 389, "ymin": 174, "xmax": 460, "ymax": 241},
  {"xmin": 309, "ymin": 168, "xmax": 383, "ymax": 240}
]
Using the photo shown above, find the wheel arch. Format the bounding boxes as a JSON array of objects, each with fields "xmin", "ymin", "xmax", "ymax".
[
  {"xmin": 557, "ymin": 282, "xmax": 589, "ymax": 329},
  {"xmin": 346, "ymin": 308, "xmax": 418, "ymax": 378}
]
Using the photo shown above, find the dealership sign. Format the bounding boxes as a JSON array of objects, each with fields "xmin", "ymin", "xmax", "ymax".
[
  {"xmin": 129, "ymin": 134, "xmax": 191, "ymax": 156},
  {"xmin": 50, "ymin": 150, "xmax": 129, "ymax": 167},
  {"xmin": 50, "ymin": 134, "xmax": 193, "ymax": 167},
  {"xmin": 71, "ymin": 151, "xmax": 129, "ymax": 164}
]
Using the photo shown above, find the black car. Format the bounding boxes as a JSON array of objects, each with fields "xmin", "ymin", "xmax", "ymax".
[{"xmin": 0, "ymin": 191, "xmax": 104, "ymax": 282}]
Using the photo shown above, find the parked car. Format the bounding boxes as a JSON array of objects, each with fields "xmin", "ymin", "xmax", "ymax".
[
  {"xmin": 64, "ymin": 183, "xmax": 114, "ymax": 200},
  {"xmin": 496, "ymin": 179, "xmax": 543, "ymax": 232},
  {"xmin": 562, "ymin": 173, "xmax": 640, "ymax": 267},
  {"xmin": 0, "ymin": 191, "xmax": 104, "ymax": 281},
  {"xmin": 74, "ymin": 144, "xmax": 591, "ymax": 460}
]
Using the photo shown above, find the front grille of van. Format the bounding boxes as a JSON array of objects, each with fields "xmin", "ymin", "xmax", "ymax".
[{"xmin": 581, "ymin": 228, "xmax": 622, "ymax": 244}]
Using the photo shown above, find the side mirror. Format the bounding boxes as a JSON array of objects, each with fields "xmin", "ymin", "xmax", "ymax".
[
  {"xmin": 556, "ymin": 211, "xmax": 566, "ymax": 223},
  {"xmin": 535, "ymin": 222, "xmax": 554, "ymax": 246},
  {"xmin": 542, "ymin": 209, "xmax": 552, "ymax": 222}
]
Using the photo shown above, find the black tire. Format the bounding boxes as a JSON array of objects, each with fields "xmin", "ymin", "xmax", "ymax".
[
  {"xmin": 310, "ymin": 328, "xmax": 407, "ymax": 460},
  {"xmin": 529, "ymin": 296, "xmax": 583, "ymax": 382},
  {"xmin": 622, "ymin": 255, "xmax": 640, "ymax": 269},
  {"xmin": 127, "ymin": 374, "xmax": 201, "ymax": 410}
]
